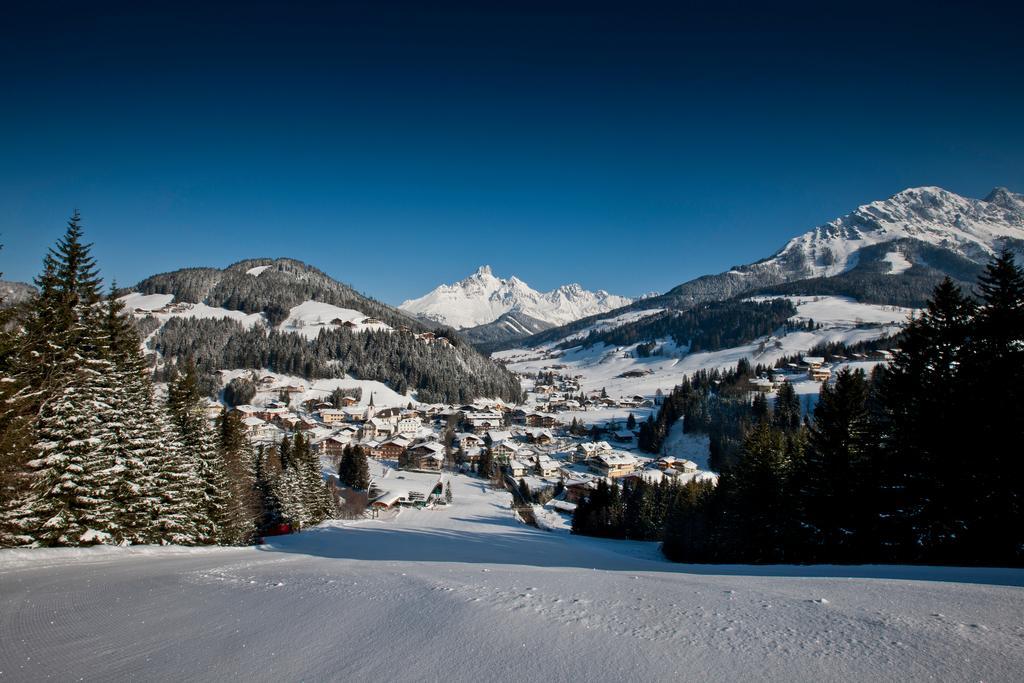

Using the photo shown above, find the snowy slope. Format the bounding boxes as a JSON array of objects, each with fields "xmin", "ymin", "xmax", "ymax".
[
  {"xmin": 2, "ymin": 472, "xmax": 1022, "ymax": 682},
  {"xmin": 768, "ymin": 186, "xmax": 1024, "ymax": 278},
  {"xmin": 496, "ymin": 296, "xmax": 913, "ymax": 400},
  {"xmin": 119, "ymin": 292, "xmax": 266, "ymax": 328},
  {"xmin": 400, "ymin": 265, "xmax": 634, "ymax": 329},
  {"xmin": 279, "ymin": 300, "xmax": 392, "ymax": 339},
  {"xmin": 665, "ymin": 186, "xmax": 1024, "ymax": 300}
]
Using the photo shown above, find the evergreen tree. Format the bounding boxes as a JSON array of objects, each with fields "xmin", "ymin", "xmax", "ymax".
[
  {"xmin": 167, "ymin": 361, "xmax": 226, "ymax": 543},
  {"xmin": 960, "ymin": 252, "xmax": 1024, "ymax": 562},
  {"xmin": 797, "ymin": 368, "xmax": 873, "ymax": 561},
  {"xmin": 216, "ymin": 409, "xmax": 259, "ymax": 544},
  {"xmin": 879, "ymin": 277, "xmax": 975, "ymax": 561},
  {"xmin": 771, "ymin": 381, "xmax": 800, "ymax": 432}
]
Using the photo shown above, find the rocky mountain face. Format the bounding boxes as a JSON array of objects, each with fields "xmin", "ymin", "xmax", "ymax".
[
  {"xmin": 505, "ymin": 186, "xmax": 1024, "ymax": 351},
  {"xmin": 399, "ymin": 265, "xmax": 634, "ymax": 344}
]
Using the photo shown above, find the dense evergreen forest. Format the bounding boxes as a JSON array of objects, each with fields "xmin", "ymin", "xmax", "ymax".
[
  {"xmin": 565, "ymin": 299, "xmax": 797, "ymax": 353},
  {"xmin": 0, "ymin": 216, "xmax": 335, "ymax": 547},
  {"xmin": 150, "ymin": 316, "xmax": 523, "ymax": 404},
  {"xmin": 576, "ymin": 253, "xmax": 1024, "ymax": 566},
  {"xmin": 132, "ymin": 258, "xmax": 523, "ymax": 404}
]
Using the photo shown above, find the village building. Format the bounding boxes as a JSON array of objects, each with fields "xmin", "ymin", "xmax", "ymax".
[
  {"xmin": 525, "ymin": 428, "xmax": 553, "ymax": 445},
  {"xmin": 572, "ymin": 440, "xmax": 612, "ymax": 463},
  {"xmin": 507, "ymin": 459, "xmax": 529, "ymax": 478},
  {"xmin": 406, "ymin": 442, "xmax": 446, "ymax": 471},
  {"xmin": 563, "ymin": 478, "xmax": 598, "ymax": 504},
  {"xmin": 535, "ymin": 456, "xmax": 560, "ymax": 477},
  {"xmin": 372, "ymin": 437, "xmax": 410, "ymax": 460},
  {"xmin": 809, "ymin": 366, "xmax": 832, "ymax": 382},
  {"xmin": 589, "ymin": 451, "xmax": 639, "ymax": 478},
  {"xmin": 396, "ymin": 415, "xmax": 421, "ymax": 435}
]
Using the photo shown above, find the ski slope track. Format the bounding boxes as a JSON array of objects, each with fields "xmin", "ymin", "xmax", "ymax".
[{"xmin": 2, "ymin": 473, "xmax": 1023, "ymax": 682}]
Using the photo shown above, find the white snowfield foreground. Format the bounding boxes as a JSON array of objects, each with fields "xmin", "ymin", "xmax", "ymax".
[{"xmin": 2, "ymin": 474, "xmax": 1023, "ymax": 682}]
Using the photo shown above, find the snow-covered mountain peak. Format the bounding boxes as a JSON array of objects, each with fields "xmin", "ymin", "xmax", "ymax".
[
  {"xmin": 399, "ymin": 268, "xmax": 634, "ymax": 329},
  {"xmin": 762, "ymin": 185, "xmax": 1024, "ymax": 280}
]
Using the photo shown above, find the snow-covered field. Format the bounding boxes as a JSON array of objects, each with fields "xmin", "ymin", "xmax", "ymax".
[
  {"xmin": 218, "ymin": 369, "xmax": 414, "ymax": 408},
  {"xmin": 2, "ymin": 473, "xmax": 1023, "ymax": 682},
  {"xmin": 496, "ymin": 296, "xmax": 913, "ymax": 400}
]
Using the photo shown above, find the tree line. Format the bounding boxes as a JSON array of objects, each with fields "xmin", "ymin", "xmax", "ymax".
[
  {"xmin": 566, "ymin": 299, "xmax": 797, "ymax": 354},
  {"xmin": 0, "ymin": 215, "xmax": 335, "ymax": 546},
  {"xmin": 577, "ymin": 253, "xmax": 1024, "ymax": 566}
]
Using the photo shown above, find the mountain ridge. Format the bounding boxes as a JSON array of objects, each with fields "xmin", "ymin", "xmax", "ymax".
[
  {"xmin": 399, "ymin": 265, "xmax": 634, "ymax": 330},
  {"xmin": 494, "ymin": 185, "xmax": 1024, "ymax": 352}
]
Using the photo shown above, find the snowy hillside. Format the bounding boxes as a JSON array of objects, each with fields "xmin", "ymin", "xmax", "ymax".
[
  {"xmin": 119, "ymin": 258, "xmax": 524, "ymax": 404},
  {"xmin": 661, "ymin": 186, "xmax": 1024, "ymax": 306},
  {"xmin": 505, "ymin": 186, "xmax": 1023, "ymax": 354},
  {"xmin": 2, "ymin": 470, "xmax": 1022, "ymax": 682},
  {"xmin": 760, "ymin": 186, "xmax": 1023, "ymax": 278},
  {"xmin": 496, "ymin": 296, "xmax": 913, "ymax": 402},
  {"xmin": 400, "ymin": 265, "xmax": 634, "ymax": 329}
]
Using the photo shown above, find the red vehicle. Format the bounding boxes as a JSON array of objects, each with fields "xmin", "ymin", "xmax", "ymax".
[{"xmin": 257, "ymin": 523, "xmax": 293, "ymax": 543}]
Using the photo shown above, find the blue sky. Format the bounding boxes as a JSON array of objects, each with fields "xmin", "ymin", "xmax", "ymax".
[{"xmin": 1, "ymin": 1, "xmax": 1022, "ymax": 304}]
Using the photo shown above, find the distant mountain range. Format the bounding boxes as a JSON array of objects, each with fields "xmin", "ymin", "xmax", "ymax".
[
  {"xmin": 399, "ymin": 265, "xmax": 635, "ymax": 345},
  {"xmin": 500, "ymin": 186, "xmax": 1024, "ymax": 352}
]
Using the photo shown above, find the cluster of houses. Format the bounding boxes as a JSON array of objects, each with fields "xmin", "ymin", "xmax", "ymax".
[
  {"xmin": 749, "ymin": 348, "xmax": 901, "ymax": 393},
  {"xmin": 219, "ymin": 371, "xmax": 712, "ymax": 514},
  {"xmin": 528, "ymin": 371, "xmax": 653, "ymax": 413}
]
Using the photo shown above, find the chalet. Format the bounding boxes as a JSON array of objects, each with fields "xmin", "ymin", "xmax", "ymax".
[
  {"xmin": 590, "ymin": 451, "xmax": 639, "ymax": 478},
  {"xmin": 316, "ymin": 434, "xmax": 350, "ymax": 458},
  {"xmin": 535, "ymin": 456, "xmax": 560, "ymax": 477},
  {"xmin": 456, "ymin": 433, "xmax": 484, "ymax": 450},
  {"xmin": 407, "ymin": 442, "xmax": 445, "ymax": 471},
  {"xmin": 342, "ymin": 320, "xmax": 358, "ymax": 329},
  {"xmin": 506, "ymin": 459, "xmax": 529, "ymax": 478},
  {"xmin": 319, "ymin": 409, "xmax": 347, "ymax": 425},
  {"xmin": 489, "ymin": 441, "xmax": 520, "ymax": 462},
  {"xmin": 252, "ymin": 422, "xmax": 285, "ymax": 443},
  {"xmin": 258, "ymin": 375, "xmax": 277, "ymax": 386},
  {"xmin": 611, "ymin": 430, "xmax": 634, "ymax": 444},
  {"xmin": 749, "ymin": 377, "xmax": 774, "ymax": 393},
  {"xmin": 241, "ymin": 415, "xmax": 266, "ymax": 435},
  {"xmin": 809, "ymin": 366, "xmax": 832, "ymax": 382},
  {"xmin": 259, "ymin": 406, "xmax": 288, "ymax": 422},
  {"xmin": 525, "ymin": 428, "xmax": 553, "ymax": 445},
  {"xmin": 465, "ymin": 411, "xmax": 503, "ymax": 432},
  {"xmin": 563, "ymin": 479, "xmax": 597, "ymax": 504},
  {"xmin": 658, "ymin": 457, "xmax": 698, "ymax": 474},
  {"xmin": 485, "ymin": 430, "xmax": 513, "ymax": 445},
  {"xmin": 802, "ymin": 356, "xmax": 826, "ymax": 369},
  {"xmin": 459, "ymin": 447, "xmax": 483, "ymax": 466},
  {"xmin": 233, "ymin": 404, "xmax": 260, "ymax": 417},
  {"xmin": 372, "ymin": 437, "xmax": 410, "ymax": 460},
  {"xmin": 676, "ymin": 459, "xmax": 698, "ymax": 474},
  {"xmin": 573, "ymin": 441, "xmax": 612, "ymax": 463},
  {"xmin": 339, "ymin": 395, "xmax": 359, "ymax": 407},
  {"xmin": 526, "ymin": 413, "xmax": 560, "ymax": 428}
]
